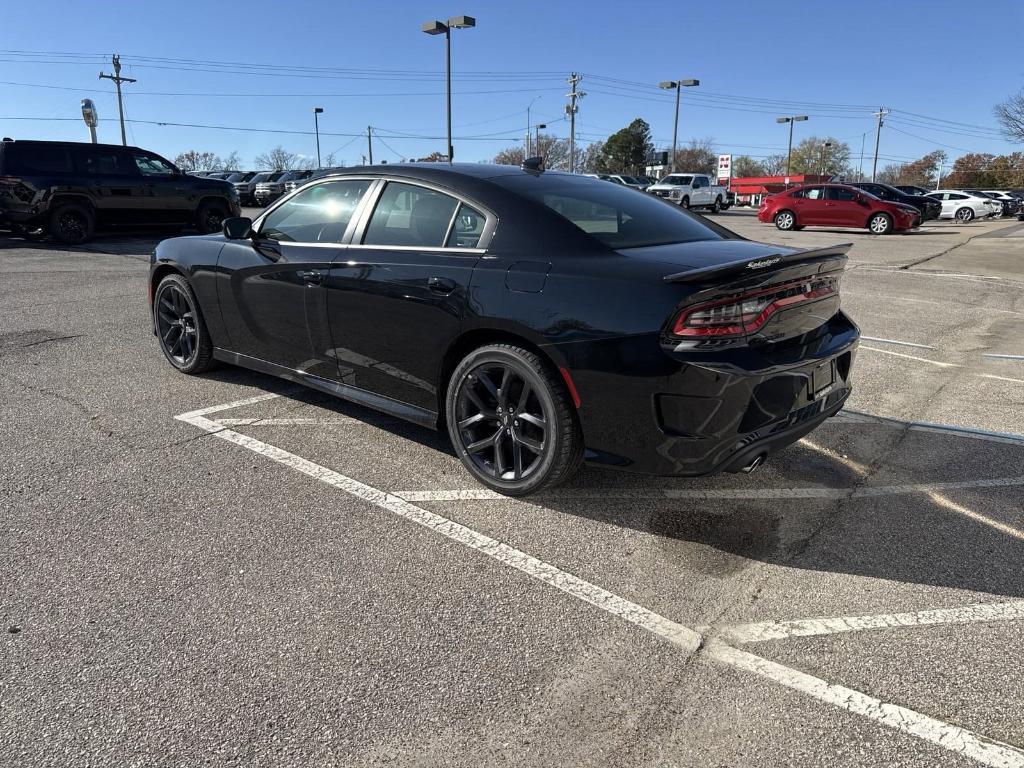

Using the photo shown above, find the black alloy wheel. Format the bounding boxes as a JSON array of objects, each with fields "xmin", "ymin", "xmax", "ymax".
[
  {"xmin": 446, "ymin": 344, "xmax": 582, "ymax": 496},
  {"xmin": 197, "ymin": 201, "xmax": 229, "ymax": 234},
  {"xmin": 154, "ymin": 274, "xmax": 215, "ymax": 373}
]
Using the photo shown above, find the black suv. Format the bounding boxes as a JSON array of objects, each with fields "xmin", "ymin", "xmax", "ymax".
[
  {"xmin": 846, "ymin": 181, "xmax": 941, "ymax": 221},
  {"xmin": 0, "ymin": 138, "xmax": 240, "ymax": 244}
]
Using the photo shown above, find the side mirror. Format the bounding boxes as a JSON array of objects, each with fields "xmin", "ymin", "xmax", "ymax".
[{"xmin": 222, "ymin": 217, "xmax": 253, "ymax": 239}]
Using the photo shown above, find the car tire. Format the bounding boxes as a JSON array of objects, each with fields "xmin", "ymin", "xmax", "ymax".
[
  {"xmin": 680, "ymin": 195, "xmax": 690, "ymax": 209},
  {"xmin": 868, "ymin": 212, "xmax": 892, "ymax": 235},
  {"xmin": 196, "ymin": 200, "xmax": 230, "ymax": 234},
  {"xmin": 711, "ymin": 196, "xmax": 722, "ymax": 213},
  {"xmin": 445, "ymin": 344, "xmax": 583, "ymax": 497},
  {"xmin": 48, "ymin": 202, "xmax": 95, "ymax": 245},
  {"xmin": 153, "ymin": 274, "xmax": 217, "ymax": 374},
  {"xmin": 955, "ymin": 207, "xmax": 974, "ymax": 222},
  {"xmin": 774, "ymin": 210, "xmax": 796, "ymax": 231}
]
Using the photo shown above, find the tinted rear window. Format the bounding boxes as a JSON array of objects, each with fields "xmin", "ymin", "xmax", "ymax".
[
  {"xmin": 500, "ymin": 175, "xmax": 723, "ymax": 249},
  {"xmin": 2, "ymin": 144, "xmax": 74, "ymax": 175}
]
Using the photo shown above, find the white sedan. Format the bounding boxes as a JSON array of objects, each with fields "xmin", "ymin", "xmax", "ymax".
[{"xmin": 925, "ymin": 190, "xmax": 998, "ymax": 221}]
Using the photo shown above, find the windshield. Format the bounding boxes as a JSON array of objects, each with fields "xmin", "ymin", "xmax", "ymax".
[
  {"xmin": 499, "ymin": 174, "xmax": 724, "ymax": 250},
  {"xmin": 661, "ymin": 175, "xmax": 693, "ymax": 186},
  {"xmin": 620, "ymin": 176, "xmax": 640, "ymax": 184}
]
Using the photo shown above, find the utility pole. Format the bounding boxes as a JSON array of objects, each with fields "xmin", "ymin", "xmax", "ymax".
[
  {"xmin": 98, "ymin": 54, "xmax": 136, "ymax": 146},
  {"xmin": 367, "ymin": 126, "xmax": 373, "ymax": 165},
  {"xmin": 858, "ymin": 132, "xmax": 866, "ymax": 180},
  {"xmin": 871, "ymin": 108, "xmax": 888, "ymax": 182},
  {"xmin": 566, "ymin": 73, "xmax": 585, "ymax": 173}
]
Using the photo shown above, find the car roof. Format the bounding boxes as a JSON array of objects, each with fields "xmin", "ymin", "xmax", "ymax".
[{"xmin": 2, "ymin": 138, "xmax": 146, "ymax": 152}]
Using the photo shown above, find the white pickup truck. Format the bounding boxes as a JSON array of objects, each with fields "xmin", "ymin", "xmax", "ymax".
[{"xmin": 647, "ymin": 172, "xmax": 730, "ymax": 211}]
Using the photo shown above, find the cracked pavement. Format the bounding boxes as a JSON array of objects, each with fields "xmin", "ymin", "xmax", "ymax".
[{"xmin": 2, "ymin": 215, "xmax": 1023, "ymax": 767}]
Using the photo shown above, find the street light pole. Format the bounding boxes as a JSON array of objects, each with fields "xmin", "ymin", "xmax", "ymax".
[
  {"xmin": 422, "ymin": 15, "xmax": 476, "ymax": 163},
  {"xmin": 776, "ymin": 115, "xmax": 809, "ymax": 178},
  {"xmin": 313, "ymin": 107, "xmax": 324, "ymax": 169},
  {"xmin": 659, "ymin": 79, "xmax": 699, "ymax": 175}
]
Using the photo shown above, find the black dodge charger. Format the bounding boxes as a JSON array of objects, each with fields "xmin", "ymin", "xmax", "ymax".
[{"xmin": 150, "ymin": 163, "xmax": 859, "ymax": 495}]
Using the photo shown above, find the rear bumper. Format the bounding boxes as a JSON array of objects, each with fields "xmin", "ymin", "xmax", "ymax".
[{"xmin": 556, "ymin": 311, "xmax": 859, "ymax": 476}]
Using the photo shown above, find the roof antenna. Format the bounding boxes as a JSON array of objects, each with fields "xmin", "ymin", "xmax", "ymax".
[{"xmin": 521, "ymin": 156, "xmax": 545, "ymax": 172}]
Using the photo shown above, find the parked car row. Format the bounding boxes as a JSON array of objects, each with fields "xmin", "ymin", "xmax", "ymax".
[
  {"xmin": 756, "ymin": 180, "xmax": 1024, "ymax": 235},
  {"xmin": 0, "ymin": 138, "xmax": 240, "ymax": 244}
]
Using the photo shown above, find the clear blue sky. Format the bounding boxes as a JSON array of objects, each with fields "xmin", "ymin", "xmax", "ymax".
[{"xmin": 2, "ymin": 0, "xmax": 1021, "ymax": 171}]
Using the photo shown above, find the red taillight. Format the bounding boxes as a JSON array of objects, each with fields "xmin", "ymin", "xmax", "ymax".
[{"xmin": 671, "ymin": 276, "xmax": 838, "ymax": 338}]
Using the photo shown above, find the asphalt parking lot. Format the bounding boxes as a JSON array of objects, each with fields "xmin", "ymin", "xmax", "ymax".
[{"xmin": 3, "ymin": 210, "xmax": 1024, "ymax": 767}]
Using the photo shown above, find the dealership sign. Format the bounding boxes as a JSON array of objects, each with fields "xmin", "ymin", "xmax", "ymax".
[{"xmin": 717, "ymin": 154, "xmax": 732, "ymax": 182}]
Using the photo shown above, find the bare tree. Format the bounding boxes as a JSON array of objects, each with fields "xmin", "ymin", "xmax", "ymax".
[
  {"xmin": 994, "ymin": 90, "xmax": 1024, "ymax": 143},
  {"xmin": 221, "ymin": 151, "xmax": 242, "ymax": 170},
  {"xmin": 762, "ymin": 154, "xmax": 787, "ymax": 176},
  {"xmin": 493, "ymin": 145, "xmax": 525, "ymax": 166},
  {"xmin": 578, "ymin": 141, "xmax": 604, "ymax": 174},
  {"xmin": 671, "ymin": 138, "xmax": 717, "ymax": 175},
  {"xmin": 254, "ymin": 146, "xmax": 300, "ymax": 171},
  {"xmin": 174, "ymin": 150, "xmax": 222, "ymax": 172},
  {"xmin": 731, "ymin": 155, "xmax": 766, "ymax": 178}
]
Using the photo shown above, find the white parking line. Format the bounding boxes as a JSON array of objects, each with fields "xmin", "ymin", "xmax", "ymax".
[
  {"xmin": 983, "ymin": 354, "xmax": 1024, "ymax": 361},
  {"xmin": 859, "ymin": 345, "xmax": 962, "ymax": 368},
  {"xmin": 840, "ymin": 410, "xmax": 1024, "ymax": 447},
  {"xmin": 860, "ymin": 336, "xmax": 935, "ymax": 350},
  {"xmin": 717, "ymin": 601, "xmax": 1024, "ymax": 644},
  {"xmin": 213, "ymin": 417, "xmax": 359, "ymax": 426},
  {"xmin": 174, "ymin": 394, "xmax": 1024, "ymax": 767},
  {"xmin": 394, "ymin": 476, "xmax": 1024, "ymax": 503},
  {"xmin": 979, "ymin": 374, "xmax": 1024, "ymax": 385},
  {"xmin": 927, "ymin": 491, "xmax": 1024, "ymax": 541},
  {"xmin": 708, "ymin": 643, "xmax": 1024, "ymax": 768}
]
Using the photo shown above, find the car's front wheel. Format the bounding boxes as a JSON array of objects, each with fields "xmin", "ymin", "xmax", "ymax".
[
  {"xmin": 196, "ymin": 200, "xmax": 230, "ymax": 234},
  {"xmin": 446, "ymin": 344, "xmax": 582, "ymax": 496},
  {"xmin": 154, "ymin": 274, "xmax": 216, "ymax": 374}
]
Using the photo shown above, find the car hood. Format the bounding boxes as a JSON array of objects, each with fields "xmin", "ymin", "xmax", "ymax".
[{"xmin": 620, "ymin": 237, "xmax": 799, "ymax": 273}]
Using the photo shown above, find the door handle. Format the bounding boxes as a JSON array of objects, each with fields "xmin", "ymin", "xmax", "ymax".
[
  {"xmin": 428, "ymin": 276, "xmax": 456, "ymax": 295},
  {"xmin": 298, "ymin": 269, "xmax": 323, "ymax": 285}
]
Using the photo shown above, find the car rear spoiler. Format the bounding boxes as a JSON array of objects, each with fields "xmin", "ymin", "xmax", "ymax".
[{"xmin": 662, "ymin": 243, "xmax": 852, "ymax": 284}]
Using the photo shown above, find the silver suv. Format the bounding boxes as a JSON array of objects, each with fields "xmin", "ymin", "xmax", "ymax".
[
  {"xmin": 254, "ymin": 169, "xmax": 312, "ymax": 206},
  {"xmin": 234, "ymin": 170, "xmax": 276, "ymax": 206}
]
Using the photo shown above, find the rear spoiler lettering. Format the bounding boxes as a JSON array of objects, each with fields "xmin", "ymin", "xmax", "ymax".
[{"xmin": 662, "ymin": 243, "xmax": 852, "ymax": 284}]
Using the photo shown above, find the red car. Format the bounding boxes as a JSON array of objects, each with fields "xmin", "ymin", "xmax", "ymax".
[{"xmin": 758, "ymin": 183, "xmax": 920, "ymax": 235}]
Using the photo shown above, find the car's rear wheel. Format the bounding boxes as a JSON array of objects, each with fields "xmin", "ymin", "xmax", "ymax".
[
  {"xmin": 196, "ymin": 200, "xmax": 230, "ymax": 234},
  {"xmin": 154, "ymin": 274, "xmax": 216, "ymax": 374},
  {"xmin": 446, "ymin": 344, "xmax": 582, "ymax": 496},
  {"xmin": 868, "ymin": 212, "xmax": 892, "ymax": 235},
  {"xmin": 955, "ymin": 207, "xmax": 974, "ymax": 222},
  {"xmin": 49, "ymin": 203, "xmax": 95, "ymax": 245},
  {"xmin": 711, "ymin": 196, "xmax": 722, "ymax": 213},
  {"xmin": 774, "ymin": 210, "xmax": 796, "ymax": 230}
]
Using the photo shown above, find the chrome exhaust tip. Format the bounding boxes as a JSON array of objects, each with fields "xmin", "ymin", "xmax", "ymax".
[{"xmin": 739, "ymin": 453, "xmax": 767, "ymax": 474}]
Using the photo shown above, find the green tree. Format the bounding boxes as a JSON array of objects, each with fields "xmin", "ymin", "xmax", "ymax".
[
  {"xmin": 788, "ymin": 136, "xmax": 852, "ymax": 177},
  {"xmin": 598, "ymin": 118, "xmax": 654, "ymax": 175}
]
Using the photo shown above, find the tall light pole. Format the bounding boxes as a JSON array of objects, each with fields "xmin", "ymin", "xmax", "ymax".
[
  {"xmin": 422, "ymin": 15, "xmax": 476, "ymax": 163},
  {"xmin": 532, "ymin": 120, "xmax": 548, "ymax": 154},
  {"xmin": 659, "ymin": 79, "xmax": 699, "ymax": 174},
  {"xmin": 776, "ymin": 115, "xmax": 809, "ymax": 178},
  {"xmin": 819, "ymin": 141, "xmax": 833, "ymax": 179},
  {"xmin": 313, "ymin": 107, "xmax": 324, "ymax": 168}
]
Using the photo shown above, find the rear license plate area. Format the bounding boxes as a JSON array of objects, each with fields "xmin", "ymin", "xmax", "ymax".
[{"xmin": 810, "ymin": 359, "xmax": 836, "ymax": 400}]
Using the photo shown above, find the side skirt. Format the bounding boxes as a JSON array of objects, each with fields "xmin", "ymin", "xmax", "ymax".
[{"xmin": 212, "ymin": 348, "xmax": 440, "ymax": 430}]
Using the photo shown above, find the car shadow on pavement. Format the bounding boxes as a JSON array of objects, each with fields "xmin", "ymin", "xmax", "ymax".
[
  {"xmin": 1, "ymin": 233, "xmax": 166, "ymax": 256},
  {"xmin": 198, "ymin": 366, "xmax": 1024, "ymax": 599}
]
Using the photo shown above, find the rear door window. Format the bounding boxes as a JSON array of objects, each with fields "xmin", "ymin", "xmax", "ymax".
[
  {"xmin": 445, "ymin": 203, "xmax": 486, "ymax": 248},
  {"xmin": 825, "ymin": 187, "xmax": 858, "ymax": 201},
  {"xmin": 2, "ymin": 144, "xmax": 74, "ymax": 175},
  {"xmin": 73, "ymin": 146, "xmax": 134, "ymax": 176},
  {"xmin": 363, "ymin": 182, "xmax": 460, "ymax": 248}
]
